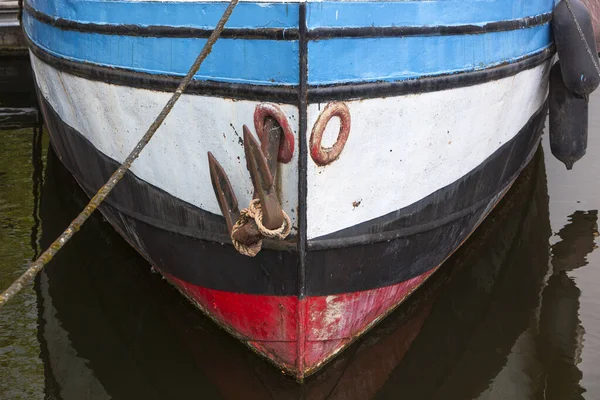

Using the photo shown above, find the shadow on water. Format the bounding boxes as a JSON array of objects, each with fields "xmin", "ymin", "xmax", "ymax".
[
  {"xmin": 0, "ymin": 53, "xmax": 44, "ymax": 399},
  {"xmin": 0, "ymin": 55, "xmax": 39, "ymax": 129},
  {"xmin": 536, "ymin": 211, "xmax": 599, "ymax": 400},
  {"xmin": 34, "ymin": 141, "xmax": 597, "ymax": 399},
  {"xmin": 0, "ymin": 55, "xmax": 599, "ymax": 399}
]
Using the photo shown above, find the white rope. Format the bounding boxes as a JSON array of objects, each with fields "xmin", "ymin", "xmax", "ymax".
[{"xmin": 231, "ymin": 199, "xmax": 291, "ymax": 257}]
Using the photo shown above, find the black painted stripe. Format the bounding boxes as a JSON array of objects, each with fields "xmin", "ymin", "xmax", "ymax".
[
  {"xmin": 306, "ymin": 103, "xmax": 547, "ymax": 295},
  {"xmin": 307, "ymin": 13, "xmax": 552, "ymax": 39},
  {"xmin": 24, "ymin": 1, "xmax": 550, "ymax": 40},
  {"xmin": 309, "ymin": 47, "xmax": 554, "ymax": 102},
  {"xmin": 28, "ymin": 39, "xmax": 553, "ymax": 103},
  {"xmin": 38, "ymin": 85, "xmax": 547, "ymax": 295},
  {"xmin": 27, "ymin": 39, "xmax": 299, "ymax": 104},
  {"xmin": 298, "ymin": 4, "xmax": 308, "ymax": 298},
  {"xmin": 39, "ymin": 91, "xmax": 299, "ymax": 295},
  {"xmin": 23, "ymin": 3, "xmax": 300, "ymax": 40},
  {"xmin": 309, "ymin": 104, "xmax": 552, "ymax": 249},
  {"xmin": 36, "ymin": 91, "xmax": 296, "ymax": 253}
]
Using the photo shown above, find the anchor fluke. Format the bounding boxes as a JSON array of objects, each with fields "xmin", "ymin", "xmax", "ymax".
[
  {"xmin": 208, "ymin": 151, "xmax": 240, "ymax": 234},
  {"xmin": 207, "ymin": 105, "xmax": 292, "ymax": 256}
]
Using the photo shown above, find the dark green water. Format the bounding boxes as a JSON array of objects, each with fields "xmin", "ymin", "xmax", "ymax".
[{"xmin": 1, "ymin": 56, "xmax": 600, "ymax": 399}]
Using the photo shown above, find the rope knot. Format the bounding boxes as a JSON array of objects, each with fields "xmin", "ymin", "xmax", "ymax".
[{"xmin": 231, "ymin": 199, "xmax": 291, "ymax": 257}]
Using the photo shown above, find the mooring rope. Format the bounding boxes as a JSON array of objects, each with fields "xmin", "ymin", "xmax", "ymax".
[
  {"xmin": 0, "ymin": 0, "xmax": 239, "ymax": 309},
  {"xmin": 564, "ymin": 0, "xmax": 600, "ymax": 77}
]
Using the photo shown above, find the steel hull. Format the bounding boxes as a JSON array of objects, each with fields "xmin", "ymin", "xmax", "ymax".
[{"xmin": 26, "ymin": 0, "xmax": 555, "ymax": 378}]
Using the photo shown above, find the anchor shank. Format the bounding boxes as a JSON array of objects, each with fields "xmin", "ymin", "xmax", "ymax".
[
  {"xmin": 243, "ymin": 126, "xmax": 284, "ymax": 230},
  {"xmin": 261, "ymin": 117, "xmax": 283, "ymax": 180}
]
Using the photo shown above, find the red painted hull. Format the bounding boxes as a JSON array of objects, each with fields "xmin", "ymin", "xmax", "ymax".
[
  {"xmin": 36, "ymin": 85, "xmax": 548, "ymax": 380},
  {"xmin": 164, "ymin": 269, "xmax": 436, "ymax": 379},
  {"xmin": 99, "ymin": 160, "xmax": 520, "ymax": 379},
  {"xmin": 157, "ymin": 170, "xmax": 521, "ymax": 379},
  {"xmin": 157, "ymin": 161, "xmax": 521, "ymax": 379}
]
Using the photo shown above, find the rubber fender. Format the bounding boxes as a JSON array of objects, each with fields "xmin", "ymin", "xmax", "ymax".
[
  {"xmin": 554, "ymin": 0, "xmax": 600, "ymax": 95},
  {"xmin": 549, "ymin": 62, "xmax": 588, "ymax": 170}
]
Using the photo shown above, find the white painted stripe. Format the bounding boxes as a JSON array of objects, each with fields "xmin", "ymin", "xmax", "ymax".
[
  {"xmin": 30, "ymin": 52, "xmax": 300, "ymax": 228},
  {"xmin": 31, "ymin": 51, "xmax": 549, "ymax": 242},
  {"xmin": 39, "ymin": 270, "xmax": 110, "ymax": 399},
  {"xmin": 306, "ymin": 61, "xmax": 550, "ymax": 239}
]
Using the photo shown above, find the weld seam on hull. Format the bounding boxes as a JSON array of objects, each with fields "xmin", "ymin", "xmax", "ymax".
[
  {"xmin": 297, "ymin": 2, "xmax": 309, "ymax": 375},
  {"xmin": 298, "ymin": 3, "xmax": 308, "ymax": 296}
]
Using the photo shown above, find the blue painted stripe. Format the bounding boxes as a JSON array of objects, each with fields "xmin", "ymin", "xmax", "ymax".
[
  {"xmin": 23, "ymin": 12, "xmax": 299, "ymax": 85},
  {"xmin": 307, "ymin": 0, "xmax": 555, "ymax": 28},
  {"xmin": 25, "ymin": 0, "xmax": 553, "ymax": 30},
  {"xmin": 24, "ymin": 8, "xmax": 552, "ymax": 86},
  {"xmin": 308, "ymin": 24, "xmax": 552, "ymax": 84},
  {"xmin": 25, "ymin": 0, "xmax": 299, "ymax": 29}
]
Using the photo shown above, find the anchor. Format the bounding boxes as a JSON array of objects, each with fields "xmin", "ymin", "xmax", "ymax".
[{"xmin": 208, "ymin": 105, "xmax": 293, "ymax": 256}]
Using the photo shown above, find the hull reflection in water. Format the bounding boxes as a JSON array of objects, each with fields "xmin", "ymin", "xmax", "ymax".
[{"xmin": 36, "ymin": 147, "xmax": 594, "ymax": 398}]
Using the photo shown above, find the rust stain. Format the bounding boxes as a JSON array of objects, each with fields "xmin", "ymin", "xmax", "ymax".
[
  {"xmin": 229, "ymin": 123, "xmax": 243, "ymax": 147},
  {"xmin": 310, "ymin": 102, "xmax": 351, "ymax": 166},
  {"xmin": 254, "ymin": 103, "xmax": 295, "ymax": 164}
]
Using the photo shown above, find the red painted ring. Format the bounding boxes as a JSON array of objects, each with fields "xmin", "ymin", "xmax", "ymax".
[
  {"xmin": 310, "ymin": 102, "xmax": 351, "ymax": 166},
  {"xmin": 254, "ymin": 103, "xmax": 295, "ymax": 164}
]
